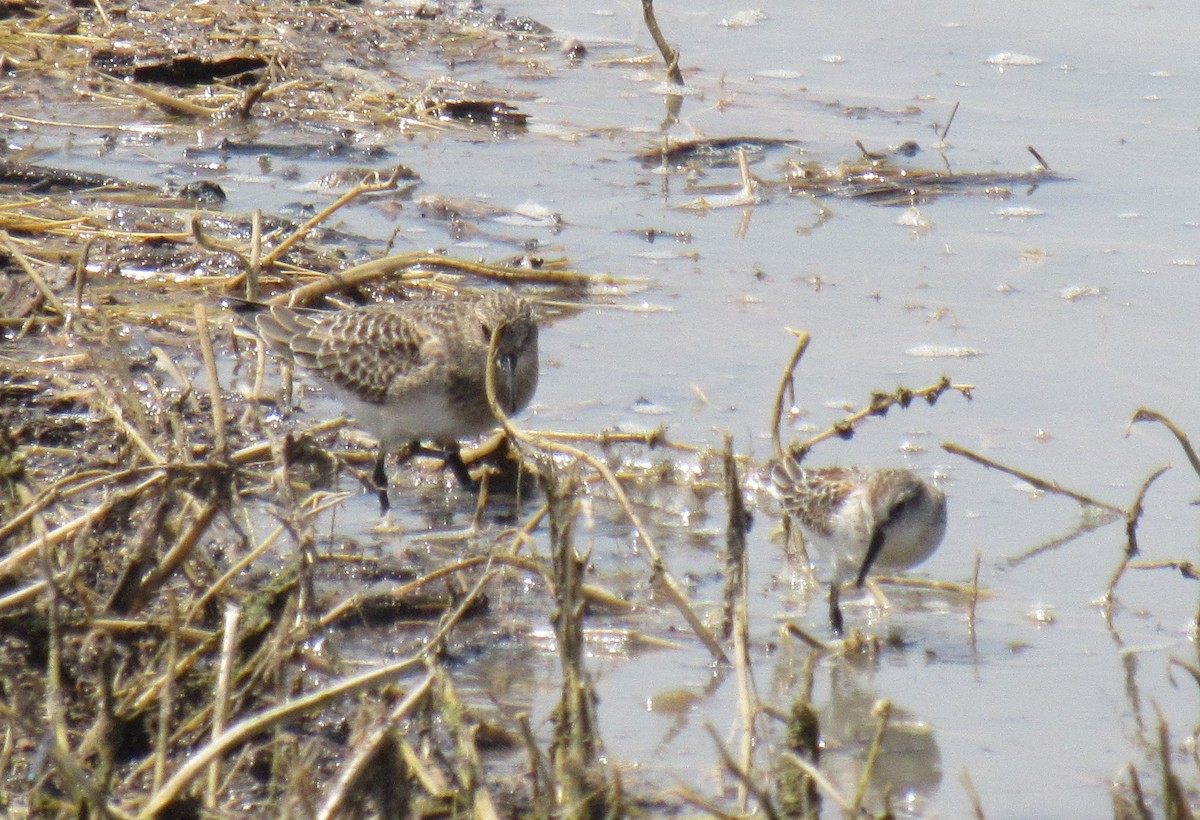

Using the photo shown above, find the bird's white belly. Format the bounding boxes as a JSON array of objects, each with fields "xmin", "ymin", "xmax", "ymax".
[{"xmin": 340, "ymin": 390, "xmax": 489, "ymax": 447}]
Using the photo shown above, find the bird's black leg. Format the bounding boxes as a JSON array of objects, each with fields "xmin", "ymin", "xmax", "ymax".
[
  {"xmin": 829, "ymin": 582, "xmax": 844, "ymax": 635},
  {"xmin": 373, "ymin": 449, "xmax": 390, "ymax": 513},
  {"xmin": 443, "ymin": 443, "xmax": 478, "ymax": 489}
]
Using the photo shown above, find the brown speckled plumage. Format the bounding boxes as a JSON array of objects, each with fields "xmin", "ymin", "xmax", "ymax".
[
  {"xmin": 253, "ymin": 290, "xmax": 538, "ymax": 507},
  {"xmin": 771, "ymin": 452, "xmax": 948, "ymax": 633},
  {"xmin": 255, "ymin": 290, "xmax": 538, "ymax": 443}
]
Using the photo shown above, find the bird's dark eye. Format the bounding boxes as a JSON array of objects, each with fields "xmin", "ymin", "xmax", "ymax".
[{"xmin": 888, "ymin": 492, "xmax": 915, "ymax": 521}]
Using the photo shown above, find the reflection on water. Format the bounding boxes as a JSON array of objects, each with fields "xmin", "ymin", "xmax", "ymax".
[{"xmin": 820, "ymin": 658, "xmax": 943, "ymax": 817}]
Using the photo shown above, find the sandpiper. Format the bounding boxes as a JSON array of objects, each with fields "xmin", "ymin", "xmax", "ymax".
[
  {"xmin": 771, "ymin": 455, "xmax": 947, "ymax": 634},
  {"xmin": 253, "ymin": 290, "xmax": 539, "ymax": 509}
]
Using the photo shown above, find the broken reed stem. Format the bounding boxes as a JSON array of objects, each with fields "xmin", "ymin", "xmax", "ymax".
[
  {"xmin": 205, "ymin": 604, "xmax": 239, "ymax": 810},
  {"xmin": 968, "ymin": 548, "xmax": 982, "ymax": 649},
  {"xmin": 942, "ymin": 441, "xmax": 1124, "ymax": 515},
  {"xmin": 788, "ymin": 377, "xmax": 973, "ymax": 463},
  {"xmin": 258, "ymin": 163, "xmax": 408, "ymax": 270},
  {"xmin": 0, "ymin": 701, "xmax": 128, "ymax": 819},
  {"xmin": 721, "ymin": 435, "xmax": 750, "ymax": 640},
  {"xmin": 517, "ymin": 712, "xmax": 554, "ymax": 816},
  {"xmin": 778, "ymin": 751, "xmax": 852, "ymax": 813},
  {"xmin": 263, "ymin": 251, "xmax": 599, "ymax": 307},
  {"xmin": 153, "ymin": 605, "xmax": 178, "ymax": 793},
  {"xmin": 1108, "ymin": 463, "xmax": 1169, "ymax": 602},
  {"xmin": 0, "ymin": 466, "xmax": 137, "ymax": 547},
  {"xmin": 770, "ymin": 328, "xmax": 811, "ymax": 460},
  {"xmin": 189, "ymin": 494, "xmax": 346, "ymax": 626},
  {"xmin": 702, "ymin": 724, "xmax": 781, "ymax": 820},
  {"xmin": 1124, "ymin": 465, "xmax": 1169, "ymax": 558},
  {"xmin": 315, "ymin": 671, "xmax": 436, "ymax": 820},
  {"xmin": 640, "ymin": 0, "xmax": 684, "ymax": 86},
  {"xmin": 247, "ymin": 208, "xmax": 262, "ymax": 301},
  {"xmin": 194, "ymin": 303, "xmax": 227, "ymax": 457},
  {"xmin": 1129, "ymin": 407, "xmax": 1200, "ymax": 478},
  {"xmin": 235, "ymin": 62, "xmax": 271, "ymax": 119},
  {"xmin": 0, "ymin": 229, "xmax": 67, "ymax": 318},
  {"xmin": 318, "ymin": 551, "xmax": 628, "ymax": 629},
  {"xmin": 439, "ymin": 670, "xmax": 501, "ymax": 820},
  {"xmin": 1129, "ymin": 560, "xmax": 1200, "ymax": 582},
  {"xmin": 940, "ymin": 101, "xmax": 961, "ymax": 143},
  {"xmin": 546, "ymin": 469, "xmax": 610, "ymax": 817},
  {"xmin": 1027, "ymin": 145, "xmax": 1051, "ymax": 170},
  {"xmin": 484, "ymin": 327, "xmax": 729, "ymax": 664},
  {"xmin": 851, "ymin": 699, "xmax": 892, "ymax": 813},
  {"xmin": 1154, "ymin": 705, "xmax": 1190, "ymax": 818},
  {"xmin": 520, "ymin": 426, "xmax": 698, "ymax": 454},
  {"xmin": 138, "ymin": 656, "xmax": 424, "ymax": 818},
  {"xmin": 721, "ymin": 436, "xmax": 756, "ymax": 811},
  {"xmin": 783, "ymin": 621, "xmax": 831, "ymax": 652},
  {"xmin": 128, "ymin": 499, "xmax": 219, "ymax": 615},
  {"xmin": 960, "ymin": 767, "xmax": 987, "ymax": 820}
]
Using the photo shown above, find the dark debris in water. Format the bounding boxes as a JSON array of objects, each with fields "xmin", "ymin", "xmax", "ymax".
[
  {"xmin": 639, "ymin": 136, "xmax": 800, "ymax": 169},
  {"xmin": 91, "ymin": 51, "xmax": 269, "ymax": 86}
]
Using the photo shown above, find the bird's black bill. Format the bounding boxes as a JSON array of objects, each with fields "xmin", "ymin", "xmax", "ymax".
[
  {"xmin": 855, "ymin": 525, "xmax": 887, "ymax": 588},
  {"xmin": 500, "ymin": 352, "xmax": 517, "ymax": 414}
]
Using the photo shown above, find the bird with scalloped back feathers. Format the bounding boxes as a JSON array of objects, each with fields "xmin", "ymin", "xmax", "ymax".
[
  {"xmin": 253, "ymin": 290, "xmax": 538, "ymax": 510},
  {"xmin": 772, "ymin": 454, "xmax": 947, "ymax": 634}
]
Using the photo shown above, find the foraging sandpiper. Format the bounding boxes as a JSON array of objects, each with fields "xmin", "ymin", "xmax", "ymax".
[
  {"xmin": 253, "ymin": 290, "xmax": 539, "ymax": 509},
  {"xmin": 771, "ymin": 456, "xmax": 947, "ymax": 634}
]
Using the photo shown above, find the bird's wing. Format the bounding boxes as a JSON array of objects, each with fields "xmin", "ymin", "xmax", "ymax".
[
  {"xmin": 278, "ymin": 306, "xmax": 439, "ymax": 405},
  {"xmin": 771, "ymin": 459, "xmax": 859, "ymax": 536}
]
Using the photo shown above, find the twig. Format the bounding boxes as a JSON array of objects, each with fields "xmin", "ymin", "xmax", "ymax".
[
  {"xmin": 640, "ymin": 0, "xmax": 684, "ymax": 86},
  {"xmin": 943, "ymin": 442, "xmax": 1123, "ymax": 515},
  {"xmin": 235, "ymin": 60, "xmax": 272, "ymax": 119},
  {"xmin": 940, "ymin": 101, "xmax": 961, "ymax": 143},
  {"xmin": 968, "ymin": 548, "xmax": 981, "ymax": 649},
  {"xmin": 722, "ymin": 436, "xmax": 755, "ymax": 810},
  {"xmin": 960, "ymin": 767, "xmax": 987, "ymax": 820},
  {"xmin": 263, "ymin": 251, "xmax": 599, "ymax": 307},
  {"xmin": 127, "ymin": 500, "xmax": 219, "ymax": 615},
  {"xmin": 259, "ymin": 164, "xmax": 410, "ymax": 270},
  {"xmin": 786, "ymin": 377, "xmax": 973, "ymax": 462},
  {"xmin": 1027, "ymin": 145, "xmax": 1051, "ymax": 170},
  {"xmin": 315, "ymin": 671, "xmax": 436, "ymax": 820},
  {"xmin": 205, "ymin": 604, "xmax": 239, "ymax": 810},
  {"xmin": 0, "ymin": 230, "xmax": 66, "ymax": 317},
  {"xmin": 1129, "ymin": 560, "xmax": 1200, "ymax": 582},
  {"xmin": 0, "ymin": 473, "xmax": 168, "ymax": 584},
  {"xmin": 194, "ymin": 303, "xmax": 227, "ymax": 457},
  {"xmin": 702, "ymin": 724, "xmax": 781, "ymax": 820},
  {"xmin": 1104, "ymin": 465, "xmax": 1169, "ymax": 602},
  {"xmin": 1125, "ymin": 465, "xmax": 1169, "ymax": 558},
  {"xmin": 851, "ymin": 699, "xmax": 891, "ymax": 812},
  {"xmin": 1129, "ymin": 407, "xmax": 1200, "ymax": 478},
  {"xmin": 770, "ymin": 329, "xmax": 811, "ymax": 460},
  {"xmin": 778, "ymin": 751, "xmax": 852, "ymax": 812},
  {"xmin": 783, "ymin": 621, "xmax": 831, "ymax": 652}
]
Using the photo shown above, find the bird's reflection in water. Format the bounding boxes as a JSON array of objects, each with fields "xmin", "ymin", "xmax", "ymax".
[{"xmin": 818, "ymin": 658, "xmax": 943, "ymax": 816}]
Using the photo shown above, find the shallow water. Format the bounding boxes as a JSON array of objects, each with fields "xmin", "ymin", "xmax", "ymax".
[
  {"xmin": 12, "ymin": 0, "xmax": 1200, "ymax": 815},
  {"xmin": 486, "ymin": 2, "xmax": 1200, "ymax": 815}
]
